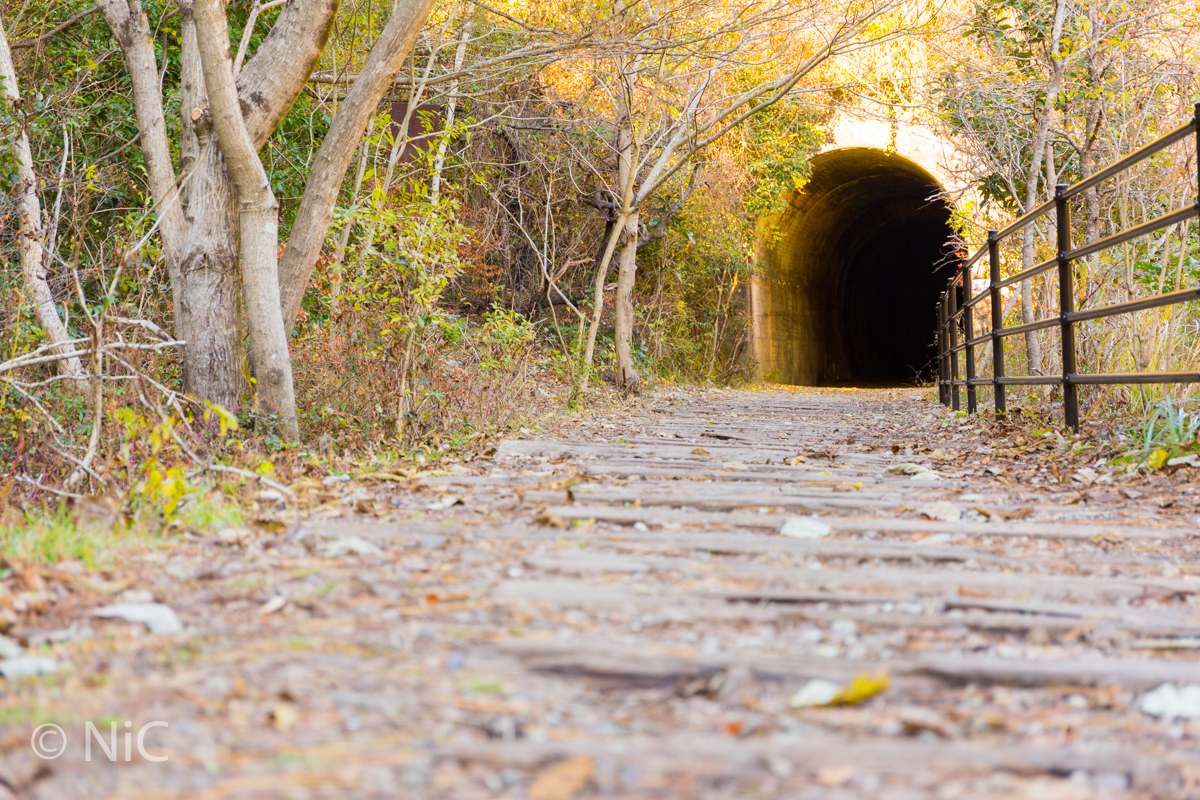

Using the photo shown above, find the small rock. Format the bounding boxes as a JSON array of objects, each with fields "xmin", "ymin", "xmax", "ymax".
[
  {"xmin": 779, "ymin": 516, "xmax": 832, "ymax": 539},
  {"xmin": 116, "ymin": 589, "xmax": 155, "ymax": 604},
  {"xmin": 322, "ymin": 474, "xmax": 352, "ymax": 487},
  {"xmin": 0, "ymin": 656, "xmax": 58, "ymax": 680},
  {"xmin": 917, "ymin": 501, "xmax": 961, "ymax": 522},
  {"xmin": 257, "ymin": 489, "xmax": 284, "ymax": 502},
  {"xmin": 217, "ymin": 527, "xmax": 254, "ymax": 546},
  {"xmin": 94, "ymin": 603, "xmax": 183, "ymax": 635},
  {"xmin": 320, "ymin": 537, "xmax": 381, "ymax": 557},
  {"xmin": 0, "ymin": 635, "xmax": 24, "ymax": 660}
]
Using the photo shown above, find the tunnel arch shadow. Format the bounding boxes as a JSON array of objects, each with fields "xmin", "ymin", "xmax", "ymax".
[{"xmin": 751, "ymin": 148, "xmax": 958, "ymax": 387}]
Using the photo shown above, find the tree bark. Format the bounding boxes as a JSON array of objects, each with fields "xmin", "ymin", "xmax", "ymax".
[
  {"xmin": 194, "ymin": 0, "xmax": 297, "ymax": 437},
  {"xmin": 96, "ymin": 0, "xmax": 337, "ymax": 409},
  {"xmin": 95, "ymin": 0, "xmax": 187, "ymax": 283},
  {"xmin": 610, "ymin": 114, "xmax": 640, "ymax": 392},
  {"xmin": 0, "ymin": 14, "xmax": 85, "ymax": 379},
  {"xmin": 613, "ymin": 209, "xmax": 640, "ymax": 393},
  {"xmin": 277, "ymin": 0, "xmax": 436, "ymax": 333}
]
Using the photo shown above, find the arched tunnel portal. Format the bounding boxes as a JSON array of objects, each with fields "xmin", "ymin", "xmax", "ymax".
[{"xmin": 751, "ymin": 148, "xmax": 958, "ymax": 386}]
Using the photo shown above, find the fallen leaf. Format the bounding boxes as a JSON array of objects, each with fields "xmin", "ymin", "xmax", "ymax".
[
  {"xmin": 1136, "ymin": 683, "xmax": 1200, "ymax": 719},
  {"xmin": 787, "ymin": 679, "xmax": 841, "ymax": 707},
  {"xmin": 528, "ymin": 756, "xmax": 594, "ymax": 800},
  {"xmin": 958, "ymin": 585, "xmax": 995, "ymax": 598},
  {"xmin": 271, "ymin": 701, "xmax": 299, "ymax": 731},
  {"xmin": 887, "ymin": 463, "xmax": 940, "ymax": 479},
  {"xmin": 1146, "ymin": 449, "xmax": 1170, "ymax": 470},
  {"xmin": 815, "ymin": 765, "xmax": 853, "ymax": 787},
  {"xmin": 691, "ymin": 447, "xmax": 709, "ymax": 455},
  {"xmin": 426, "ymin": 495, "xmax": 462, "ymax": 511},
  {"xmin": 258, "ymin": 595, "xmax": 287, "ymax": 616},
  {"xmin": 897, "ymin": 706, "xmax": 955, "ymax": 738},
  {"xmin": 533, "ymin": 512, "xmax": 568, "ymax": 528},
  {"xmin": 830, "ymin": 671, "xmax": 889, "ymax": 705},
  {"xmin": 1088, "ymin": 532, "xmax": 1124, "ymax": 549}
]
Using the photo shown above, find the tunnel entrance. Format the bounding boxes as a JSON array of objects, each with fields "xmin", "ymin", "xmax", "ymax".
[{"xmin": 752, "ymin": 148, "xmax": 957, "ymax": 386}]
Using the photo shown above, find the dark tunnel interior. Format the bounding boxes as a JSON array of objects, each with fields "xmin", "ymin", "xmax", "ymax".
[{"xmin": 752, "ymin": 148, "xmax": 957, "ymax": 386}]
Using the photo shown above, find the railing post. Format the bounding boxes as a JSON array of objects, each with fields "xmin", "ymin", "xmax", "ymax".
[
  {"xmin": 988, "ymin": 230, "xmax": 1005, "ymax": 417},
  {"xmin": 948, "ymin": 277, "xmax": 960, "ymax": 412},
  {"xmin": 963, "ymin": 261, "xmax": 977, "ymax": 415},
  {"xmin": 937, "ymin": 295, "xmax": 947, "ymax": 406},
  {"xmin": 1056, "ymin": 183, "xmax": 1078, "ymax": 432}
]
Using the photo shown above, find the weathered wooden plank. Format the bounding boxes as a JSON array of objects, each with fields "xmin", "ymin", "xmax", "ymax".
[{"xmin": 545, "ymin": 504, "xmax": 1191, "ymax": 540}]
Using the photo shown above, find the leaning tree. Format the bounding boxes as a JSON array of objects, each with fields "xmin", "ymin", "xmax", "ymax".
[{"xmin": 96, "ymin": 0, "xmax": 436, "ymax": 436}]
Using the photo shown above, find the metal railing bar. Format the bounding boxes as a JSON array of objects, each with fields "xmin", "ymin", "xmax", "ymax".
[
  {"xmin": 1063, "ymin": 120, "xmax": 1198, "ymax": 200},
  {"xmin": 995, "ymin": 316, "xmax": 1059, "ymax": 338},
  {"xmin": 994, "ymin": 197, "xmax": 1056, "ymax": 242},
  {"xmin": 995, "ymin": 256, "xmax": 1058, "ymax": 291},
  {"xmin": 1065, "ymin": 204, "xmax": 1199, "ymax": 262},
  {"xmin": 1067, "ymin": 286, "xmax": 1200, "ymax": 324},
  {"xmin": 964, "ymin": 292, "xmax": 989, "ymax": 310},
  {"xmin": 1066, "ymin": 371, "xmax": 1200, "ymax": 385},
  {"xmin": 966, "ymin": 378, "xmax": 994, "ymax": 387},
  {"xmin": 964, "ymin": 332, "xmax": 991, "ymax": 348},
  {"xmin": 996, "ymin": 376, "xmax": 1063, "ymax": 386}
]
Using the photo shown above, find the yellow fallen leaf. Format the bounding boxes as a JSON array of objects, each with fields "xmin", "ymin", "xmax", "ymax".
[
  {"xmin": 691, "ymin": 447, "xmax": 709, "ymax": 455},
  {"xmin": 271, "ymin": 702, "xmax": 298, "ymax": 731},
  {"xmin": 829, "ymin": 670, "xmax": 889, "ymax": 705},
  {"xmin": 1147, "ymin": 449, "xmax": 1170, "ymax": 470},
  {"xmin": 528, "ymin": 756, "xmax": 593, "ymax": 800}
]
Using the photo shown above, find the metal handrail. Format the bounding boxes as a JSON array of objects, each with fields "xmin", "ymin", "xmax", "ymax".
[{"xmin": 936, "ymin": 102, "xmax": 1200, "ymax": 430}]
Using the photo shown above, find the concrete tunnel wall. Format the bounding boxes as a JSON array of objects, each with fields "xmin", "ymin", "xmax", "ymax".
[{"xmin": 751, "ymin": 148, "xmax": 957, "ymax": 386}]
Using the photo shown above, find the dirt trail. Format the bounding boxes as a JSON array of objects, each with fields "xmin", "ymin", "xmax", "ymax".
[{"xmin": 2, "ymin": 386, "xmax": 1199, "ymax": 799}]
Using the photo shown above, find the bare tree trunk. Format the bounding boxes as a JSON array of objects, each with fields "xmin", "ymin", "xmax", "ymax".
[
  {"xmin": 613, "ymin": 209, "xmax": 641, "ymax": 393},
  {"xmin": 0, "ymin": 14, "xmax": 85, "ymax": 380},
  {"xmin": 610, "ymin": 114, "xmax": 641, "ymax": 392},
  {"xmin": 581, "ymin": 113, "xmax": 638, "ymax": 391},
  {"xmin": 1017, "ymin": 0, "xmax": 1066, "ymax": 377},
  {"xmin": 172, "ymin": 1, "xmax": 243, "ymax": 408},
  {"xmin": 194, "ymin": 0, "xmax": 297, "ymax": 437},
  {"xmin": 278, "ymin": 0, "xmax": 436, "ymax": 333},
  {"xmin": 429, "ymin": 12, "xmax": 471, "ymax": 207},
  {"xmin": 97, "ymin": 0, "xmax": 336, "ymax": 410}
]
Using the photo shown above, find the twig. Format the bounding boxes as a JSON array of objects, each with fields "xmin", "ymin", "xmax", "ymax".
[
  {"xmin": 206, "ymin": 463, "xmax": 295, "ymax": 496},
  {"xmin": 12, "ymin": 6, "xmax": 99, "ymax": 49},
  {"xmin": 232, "ymin": 0, "xmax": 286, "ymax": 76},
  {"xmin": 14, "ymin": 474, "xmax": 86, "ymax": 500}
]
